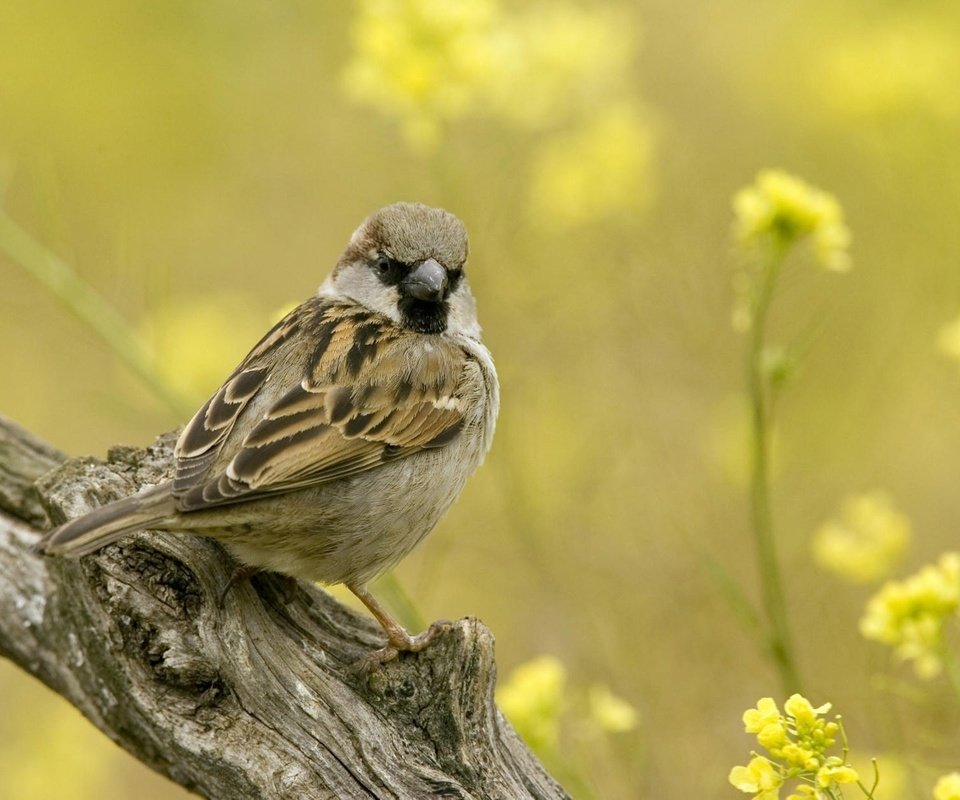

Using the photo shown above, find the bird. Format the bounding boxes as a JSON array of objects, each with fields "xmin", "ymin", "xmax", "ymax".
[{"xmin": 35, "ymin": 201, "xmax": 499, "ymax": 664}]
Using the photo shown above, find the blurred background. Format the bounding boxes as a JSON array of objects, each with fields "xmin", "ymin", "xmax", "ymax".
[{"xmin": 3, "ymin": 1, "xmax": 960, "ymax": 797}]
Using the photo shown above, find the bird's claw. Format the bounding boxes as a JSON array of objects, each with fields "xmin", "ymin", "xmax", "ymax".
[{"xmin": 354, "ymin": 619, "xmax": 452, "ymax": 672}]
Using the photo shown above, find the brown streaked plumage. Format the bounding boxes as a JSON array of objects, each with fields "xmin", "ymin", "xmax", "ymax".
[{"xmin": 35, "ymin": 202, "xmax": 499, "ymax": 664}]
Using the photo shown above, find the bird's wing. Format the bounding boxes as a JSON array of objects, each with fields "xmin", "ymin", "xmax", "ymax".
[{"xmin": 172, "ymin": 298, "xmax": 466, "ymax": 511}]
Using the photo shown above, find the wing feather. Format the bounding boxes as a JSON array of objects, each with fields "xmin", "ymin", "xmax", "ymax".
[{"xmin": 172, "ymin": 298, "xmax": 468, "ymax": 512}]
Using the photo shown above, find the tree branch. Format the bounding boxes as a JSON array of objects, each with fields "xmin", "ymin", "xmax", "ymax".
[{"xmin": 0, "ymin": 414, "xmax": 567, "ymax": 799}]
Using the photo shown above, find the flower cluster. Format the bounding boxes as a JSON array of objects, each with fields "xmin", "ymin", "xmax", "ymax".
[
  {"xmin": 733, "ymin": 169, "xmax": 851, "ymax": 273},
  {"xmin": 812, "ymin": 492, "xmax": 911, "ymax": 584},
  {"xmin": 497, "ymin": 654, "xmax": 637, "ymax": 760},
  {"xmin": 860, "ymin": 552, "xmax": 960, "ymax": 678},
  {"xmin": 730, "ymin": 695, "xmax": 860, "ymax": 800},
  {"xmin": 528, "ymin": 104, "xmax": 654, "ymax": 228},
  {"xmin": 936, "ymin": 772, "xmax": 960, "ymax": 800},
  {"xmin": 342, "ymin": 0, "xmax": 652, "ymax": 227},
  {"xmin": 343, "ymin": 0, "xmax": 637, "ymax": 150},
  {"xmin": 342, "ymin": 0, "xmax": 499, "ymax": 149},
  {"xmin": 818, "ymin": 20, "xmax": 960, "ymax": 123},
  {"xmin": 497, "ymin": 654, "xmax": 567, "ymax": 753}
]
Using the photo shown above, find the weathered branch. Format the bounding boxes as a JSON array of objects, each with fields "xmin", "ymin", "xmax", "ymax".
[{"xmin": 0, "ymin": 414, "xmax": 567, "ymax": 799}]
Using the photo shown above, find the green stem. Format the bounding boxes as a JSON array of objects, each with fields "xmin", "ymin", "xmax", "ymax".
[
  {"xmin": 857, "ymin": 757, "xmax": 880, "ymax": 799},
  {"xmin": 0, "ymin": 210, "xmax": 194, "ymax": 417},
  {"xmin": 746, "ymin": 240, "xmax": 802, "ymax": 694}
]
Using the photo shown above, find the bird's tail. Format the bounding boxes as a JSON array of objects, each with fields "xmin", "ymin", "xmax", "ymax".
[{"xmin": 35, "ymin": 483, "xmax": 177, "ymax": 557}]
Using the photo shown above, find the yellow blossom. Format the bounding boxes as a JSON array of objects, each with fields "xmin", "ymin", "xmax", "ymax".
[
  {"xmin": 815, "ymin": 757, "xmax": 859, "ymax": 787},
  {"xmin": 818, "ymin": 20, "xmax": 960, "ymax": 122},
  {"xmin": 938, "ymin": 316, "xmax": 960, "ymax": 363},
  {"xmin": 785, "ymin": 787, "xmax": 820, "ymax": 800},
  {"xmin": 342, "ymin": 0, "xmax": 640, "ymax": 152},
  {"xmin": 744, "ymin": 697, "xmax": 781, "ymax": 733},
  {"xmin": 935, "ymin": 772, "xmax": 960, "ymax": 800},
  {"xmin": 528, "ymin": 103, "xmax": 654, "ymax": 228},
  {"xmin": 813, "ymin": 492, "xmax": 912, "ymax": 583},
  {"xmin": 587, "ymin": 684, "xmax": 638, "ymax": 733},
  {"xmin": 139, "ymin": 295, "xmax": 265, "ymax": 404},
  {"xmin": 733, "ymin": 169, "xmax": 851, "ymax": 272},
  {"xmin": 778, "ymin": 743, "xmax": 820, "ymax": 772},
  {"xmin": 482, "ymin": 5, "xmax": 637, "ymax": 129},
  {"xmin": 497, "ymin": 655, "xmax": 566, "ymax": 754},
  {"xmin": 734, "ymin": 695, "xmax": 864, "ymax": 799},
  {"xmin": 744, "ymin": 698, "xmax": 789, "ymax": 753},
  {"xmin": 783, "ymin": 694, "xmax": 831, "ymax": 727},
  {"xmin": 744, "ymin": 694, "xmax": 837, "ymax": 764},
  {"xmin": 730, "ymin": 756, "xmax": 783, "ymax": 799},
  {"xmin": 342, "ymin": 0, "xmax": 500, "ymax": 149},
  {"xmin": 860, "ymin": 553, "xmax": 960, "ymax": 678},
  {"xmin": 757, "ymin": 721, "xmax": 790, "ymax": 753}
]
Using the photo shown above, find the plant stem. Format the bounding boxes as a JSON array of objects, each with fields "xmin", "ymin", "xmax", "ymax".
[
  {"xmin": 0, "ymin": 210, "xmax": 194, "ymax": 417},
  {"xmin": 746, "ymin": 241, "xmax": 802, "ymax": 694}
]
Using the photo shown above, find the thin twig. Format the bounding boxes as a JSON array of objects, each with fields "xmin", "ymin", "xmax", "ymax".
[{"xmin": 746, "ymin": 239, "xmax": 802, "ymax": 694}]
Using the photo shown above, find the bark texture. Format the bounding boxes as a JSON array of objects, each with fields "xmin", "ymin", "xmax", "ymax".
[{"xmin": 0, "ymin": 414, "xmax": 567, "ymax": 800}]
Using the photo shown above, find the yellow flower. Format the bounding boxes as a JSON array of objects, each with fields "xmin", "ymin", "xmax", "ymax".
[
  {"xmin": 342, "ymin": 0, "xmax": 500, "ymax": 149},
  {"xmin": 342, "ymin": 0, "xmax": 640, "ymax": 152},
  {"xmin": 734, "ymin": 695, "xmax": 863, "ymax": 799},
  {"xmin": 528, "ymin": 103, "xmax": 654, "ymax": 228},
  {"xmin": 757, "ymin": 721, "xmax": 789, "ymax": 753},
  {"xmin": 497, "ymin": 655, "xmax": 566, "ymax": 754},
  {"xmin": 587, "ymin": 684, "xmax": 638, "ymax": 733},
  {"xmin": 743, "ymin": 698, "xmax": 789, "ymax": 753},
  {"xmin": 140, "ymin": 295, "xmax": 266, "ymax": 404},
  {"xmin": 818, "ymin": 20, "xmax": 960, "ymax": 122},
  {"xmin": 785, "ymin": 787, "xmax": 821, "ymax": 800},
  {"xmin": 778, "ymin": 695, "xmax": 837, "ymax": 768},
  {"xmin": 938, "ymin": 316, "xmax": 960, "ymax": 363},
  {"xmin": 812, "ymin": 492, "xmax": 912, "ymax": 583},
  {"xmin": 935, "ymin": 772, "xmax": 960, "ymax": 800},
  {"xmin": 733, "ymin": 169, "xmax": 851, "ymax": 272},
  {"xmin": 815, "ymin": 757, "xmax": 859, "ymax": 787},
  {"xmin": 482, "ymin": 5, "xmax": 637, "ymax": 130},
  {"xmin": 783, "ymin": 694, "xmax": 831, "ymax": 727},
  {"xmin": 779, "ymin": 743, "xmax": 820, "ymax": 772},
  {"xmin": 744, "ymin": 697, "xmax": 781, "ymax": 733},
  {"xmin": 730, "ymin": 756, "xmax": 783, "ymax": 799},
  {"xmin": 860, "ymin": 553, "xmax": 960, "ymax": 678}
]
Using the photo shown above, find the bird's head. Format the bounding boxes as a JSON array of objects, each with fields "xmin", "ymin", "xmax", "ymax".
[{"xmin": 324, "ymin": 202, "xmax": 479, "ymax": 338}]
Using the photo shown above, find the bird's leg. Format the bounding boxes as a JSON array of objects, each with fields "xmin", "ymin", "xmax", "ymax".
[
  {"xmin": 346, "ymin": 582, "xmax": 449, "ymax": 666},
  {"xmin": 218, "ymin": 566, "xmax": 299, "ymax": 608},
  {"xmin": 218, "ymin": 564, "xmax": 261, "ymax": 609},
  {"xmin": 269, "ymin": 573, "xmax": 300, "ymax": 605}
]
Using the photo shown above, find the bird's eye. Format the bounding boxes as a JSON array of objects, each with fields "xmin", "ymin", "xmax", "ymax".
[
  {"xmin": 447, "ymin": 267, "xmax": 464, "ymax": 293},
  {"xmin": 372, "ymin": 254, "xmax": 405, "ymax": 285}
]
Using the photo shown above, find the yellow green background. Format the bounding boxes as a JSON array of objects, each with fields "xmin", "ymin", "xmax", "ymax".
[{"xmin": 2, "ymin": 1, "xmax": 960, "ymax": 797}]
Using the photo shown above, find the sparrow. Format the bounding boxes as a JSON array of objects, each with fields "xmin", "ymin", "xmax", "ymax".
[{"xmin": 35, "ymin": 202, "xmax": 499, "ymax": 664}]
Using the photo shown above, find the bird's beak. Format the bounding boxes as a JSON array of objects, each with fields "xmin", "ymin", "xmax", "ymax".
[{"xmin": 402, "ymin": 258, "xmax": 448, "ymax": 303}]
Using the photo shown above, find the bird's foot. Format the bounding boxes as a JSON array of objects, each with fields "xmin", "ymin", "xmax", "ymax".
[
  {"xmin": 345, "ymin": 581, "xmax": 452, "ymax": 671},
  {"xmin": 356, "ymin": 619, "xmax": 452, "ymax": 671}
]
